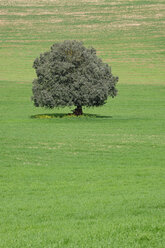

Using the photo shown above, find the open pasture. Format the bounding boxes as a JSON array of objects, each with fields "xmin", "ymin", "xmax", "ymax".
[{"xmin": 0, "ymin": 0, "xmax": 165, "ymax": 247}]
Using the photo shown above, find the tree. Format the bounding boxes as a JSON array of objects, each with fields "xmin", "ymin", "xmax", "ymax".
[{"xmin": 32, "ymin": 40, "xmax": 118, "ymax": 115}]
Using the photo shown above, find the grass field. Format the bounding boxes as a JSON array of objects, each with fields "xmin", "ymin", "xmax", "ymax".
[{"xmin": 0, "ymin": 0, "xmax": 165, "ymax": 247}]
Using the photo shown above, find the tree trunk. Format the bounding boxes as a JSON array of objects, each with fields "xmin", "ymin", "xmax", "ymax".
[{"xmin": 72, "ymin": 106, "xmax": 83, "ymax": 116}]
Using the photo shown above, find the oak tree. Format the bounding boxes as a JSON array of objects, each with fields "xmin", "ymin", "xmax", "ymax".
[{"xmin": 32, "ymin": 40, "xmax": 118, "ymax": 115}]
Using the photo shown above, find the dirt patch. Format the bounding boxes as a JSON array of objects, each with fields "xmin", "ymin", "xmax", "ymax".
[
  {"xmin": 0, "ymin": 20, "xmax": 9, "ymax": 26},
  {"xmin": 0, "ymin": 10, "xmax": 9, "ymax": 15}
]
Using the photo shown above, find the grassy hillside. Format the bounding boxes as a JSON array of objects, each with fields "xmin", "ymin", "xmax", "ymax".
[
  {"xmin": 0, "ymin": 0, "xmax": 165, "ymax": 247},
  {"xmin": 0, "ymin": 0, "xmax": 165, "ymax": 84}
]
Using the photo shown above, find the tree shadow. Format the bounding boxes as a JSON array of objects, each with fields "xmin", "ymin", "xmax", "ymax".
[{"xmin": 30, "ymin": 113, "xmax": 112, "ymax": 119}]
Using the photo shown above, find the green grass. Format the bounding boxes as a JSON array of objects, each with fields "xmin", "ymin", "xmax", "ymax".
[
  {"xmin": 0, "ymin": 82, "xmax": 165, "ymax": 247},
  {"xmin": 0, "ymin": 0, "xmax": 165, "ymax": 247}
]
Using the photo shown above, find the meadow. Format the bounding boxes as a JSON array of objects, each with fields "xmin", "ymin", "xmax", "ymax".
[{"xmin": 0, "ymin": 0, "xmax": 165, "ymax": 247}]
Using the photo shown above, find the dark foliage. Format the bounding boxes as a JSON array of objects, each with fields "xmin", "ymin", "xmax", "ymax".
[{"xmin": 32, "ymin": 40, "xmax": 118, "ymax": 114}]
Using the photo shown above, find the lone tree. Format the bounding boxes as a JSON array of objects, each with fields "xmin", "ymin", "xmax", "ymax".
[{"xmin": 32, "ymin": 40, "xmax": 118, "ymax": 115}]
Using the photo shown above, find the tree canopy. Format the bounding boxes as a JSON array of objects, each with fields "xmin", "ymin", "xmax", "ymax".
[{"xmin": 32, "ymin": 40, "xmax": 118, "ymax": 115}]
